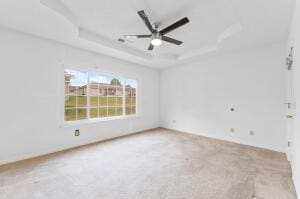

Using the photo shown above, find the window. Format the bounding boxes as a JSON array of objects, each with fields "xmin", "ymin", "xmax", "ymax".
[{"xmin": 64, "ymin": 69, "xmax": 137, "ymax": 122}]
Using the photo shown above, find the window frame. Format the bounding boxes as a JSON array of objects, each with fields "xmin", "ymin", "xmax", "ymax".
[{"xmin": 61, "ymin": 64, "xmax": 139, "ymax": 125}]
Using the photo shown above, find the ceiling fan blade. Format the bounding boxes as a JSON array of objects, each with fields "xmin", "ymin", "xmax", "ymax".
[
  {"xmin": 135, "ymin": 34, "xmax": 152, "ymax": 38},
  {"xmin": 125, "ymin": 34, "xmax": 152, "ymax": 38},
  {"xmin": 137, "ymin": 10, "xmax": 155, "ymax": 33},
  {"xmin": 148, "ymin": 44, "xmax": 154, "ymax": 50},
  {"xmin": 159, "ymin": 17, "xmax": 189, "ymax": 35},
  {"xmin": 162, "ymin": 36, "xmax": 183, "ymax": 45},
  {"xmin": 118, "ymin": 38, "xmax": 125, "ymax": 43}
]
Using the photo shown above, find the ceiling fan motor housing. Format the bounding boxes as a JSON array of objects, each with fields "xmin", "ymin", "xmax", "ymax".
[{"xmin": 152, "ymin": 32, "xmax": 161, "ymax": 40}]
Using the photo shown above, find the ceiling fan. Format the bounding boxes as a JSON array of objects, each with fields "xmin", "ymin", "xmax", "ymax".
[{"xmin": 119, "ymin": 10, "xmax": 189, "ymax": 50}]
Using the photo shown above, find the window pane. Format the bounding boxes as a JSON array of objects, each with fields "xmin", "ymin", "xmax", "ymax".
[
  {"xmin": 125, "ymin": 79, "xmax": 137, "ymax": 113},
  {"xmin": 132, "ymin": 88, "xmax": 136, "ymax": 97},
  {"xmin": 64, "ymin": 69, "xmax": 88, "ymax": 122},
  {"xmin": 64, "ymin": 71, "xmax": 72, "ymax": 82},
  {"xmin": 100, "ymin": 75, "xmax": 114, "ymax": 84},
  {"xmin": 108, "ymin": 107, "xmax": 116, "ymax": 116},
  {"xmin": 99, "ymin": 86, "xmax": 107, "ymax": 96},
  {"xmin": 99, "ymin": 107, "xmax": 107, "ymax": 117},
  {"xmin": 107, "ymin": 97, "xmax": 116, "ymax": 106},
  {"xmin": 132, "ymin": 96, "xmax": 136, "ymax": 107},
  {"xmin": 125, "ymin": 86, "xmax": 131, "ymax": 97},
  {"xmin": 90, "ymin": 108, "xmax": 98, "ymax": 118},
  {"xmin": 64, "ymin": 69, "xmax": 88, "ymax": 87},
  {"xmin": 65, "ymin": 109, "xmax": 76, "ymax": 121},
  {"xmin": 99, "ymin": 96, "xmax": 107, "ymax": 107},
  {"xmin": 116, "ymin": 107, "xmax": 123, "ymax": 116},
  {"xmin": 77, "ymin": 96, "xmax": 87, "ymax": 107},
  {"xmin": 65, "ymin": 83, "xmax": 70, "ymax": 96},
  {"xmin": 132, "ymin": 106, "xmax": 136, "ymax": 114},
  {"xmin": 68, "ymin": 86, "xmax": 77, "ymax": 95},
  {"xmin": 89, "ymin": 72, "xmax": 101, "ymax": 84},
  {"xmin": 77, "ymin": 85, "xmax": 87, "ymax": 96},
  {"xmin": 116, "ymin": 85, "xmax": 123, "ymax": 96},
  {"xmin": 125, "ymin": 106, "xmax": 132, "ymax": 115},
  {"xmin": 65, "ymin": 96, "xmax": 76, "ymax": 108},
  {"xmin": 125, "ymin": 79, "xmax": 137, "ymax": 91},
  {"xmin": 107, "ymin": 85, "xmax": 116, "ymax": 96},
  {"xmin": 90, "ymin": 84, "xmax": 99, "ymax": 96},
  {"xmin": 90, "ymin": 96, "xmax": 98, "ymax": 107},
  {"xmin": 125, "ymin": 97, "xmax": 131, "ymax": 106},
  {"xmin": 111, "ymin": 77, "xmax": 123, "ymax": 86},
  {"xmin": 117, "ymin": 97, "xmax": 123, "ymax": 106},
  {"xmin": 77, "ymin": 108, "xmax": 87, "ymax": 120}
]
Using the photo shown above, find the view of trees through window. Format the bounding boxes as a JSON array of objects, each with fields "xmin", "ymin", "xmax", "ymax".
[{"xmin": 64, "ymin": 69, "xmax": 137, "ymax": 122}]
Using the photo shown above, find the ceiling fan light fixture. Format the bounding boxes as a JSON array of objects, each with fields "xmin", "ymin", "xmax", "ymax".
[
  {"xmin": 151, "ymin": 32, "xmax": 162, "ymax": 46},
  {"xmin": 151, "ymin": 38, "xmax": 162, "ymax": 46}
]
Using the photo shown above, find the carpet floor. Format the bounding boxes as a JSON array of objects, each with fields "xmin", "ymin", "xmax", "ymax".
[{"xmin": 0, "ymin": 128, "xmax": 297, "ymax": 199}]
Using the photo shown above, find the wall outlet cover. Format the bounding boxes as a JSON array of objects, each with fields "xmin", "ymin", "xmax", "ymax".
[{"xmin": 75, "ymin": 129, "xmax": 80, "ymax": 136}]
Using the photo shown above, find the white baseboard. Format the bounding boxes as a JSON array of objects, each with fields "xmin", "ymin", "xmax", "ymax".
[
  {"xmin": 0, "ymin": 126, "xmax": 285, "ymax": 165},
  {"xmin": 162, "ymin": 126, "xmax": 285, "ymax": 153},
  {"xmin": 292, "ymin": 170, "xmax": 300, "ymax": 198},
  {"xmin": 0, "ymin": 143, "xmax": 78, "ymax": 166},
  {"xmin": 0, "ymin": 126, "xmax": 159, "ymax": 166}
]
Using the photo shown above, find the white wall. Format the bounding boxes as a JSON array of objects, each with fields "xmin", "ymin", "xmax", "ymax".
[
  {"xmin": 160, "ymin": 43, "xmax": 287, "ymax": 152},
  {"xmin": 0, "ymin": 27, "xmax": 160, "ymax": 165},
  {"xmin": 287, "ymin": 0, "xmax": 300, "ymax": 196}
]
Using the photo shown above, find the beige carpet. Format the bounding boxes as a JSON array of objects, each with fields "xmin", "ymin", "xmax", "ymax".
[{"xmin": 0, "ymin": 128, "xmax": 297, "ymax": 199}]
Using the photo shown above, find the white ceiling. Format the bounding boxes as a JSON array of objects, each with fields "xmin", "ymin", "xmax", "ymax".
[{"xmin": 0, "ymin": 0, "xmax": 294, "ymax": 69}]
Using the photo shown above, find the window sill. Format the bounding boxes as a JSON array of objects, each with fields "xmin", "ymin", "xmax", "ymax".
[{"xmin": 60, "ymin": 114, "xmax": 139, "ymax": 127}]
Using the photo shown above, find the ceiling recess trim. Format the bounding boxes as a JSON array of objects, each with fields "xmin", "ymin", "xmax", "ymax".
[
  {"xmin": 217, "ymin": 23, "xmax": 243, "ymax": 43},
  {"xmin": 40, "ymin": 0, "xmax": 152, "ymax": 61},
  {"xmin": 178, "ymin": 45, "xmax": 218, "ymax": 60},
  {"xmin": 40, "ymin": 0, "xmax": 78, "ymax": 26},
  {"xmin": 178, "ymin": 23, "xmax": 243, "ymax": 61},
  {"xmin": 78, "ymin": 27, "xmax": 152, "ymax": 60},
  {"xmin": 40, "ymin": 0, "xmax": 243, "ymax": 64}
]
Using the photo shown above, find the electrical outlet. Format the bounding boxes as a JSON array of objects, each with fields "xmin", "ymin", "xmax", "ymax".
[
  {"xmin": 250, "ymin": 130, "xmax": 254, "ymax": 136},
  {"xmin": 230, "ymin": 128, "xmax": 235, "ymax": 133},
  {"xmin": 75, "ymin": 129, "xmax": 80, "ymax": 136}
]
